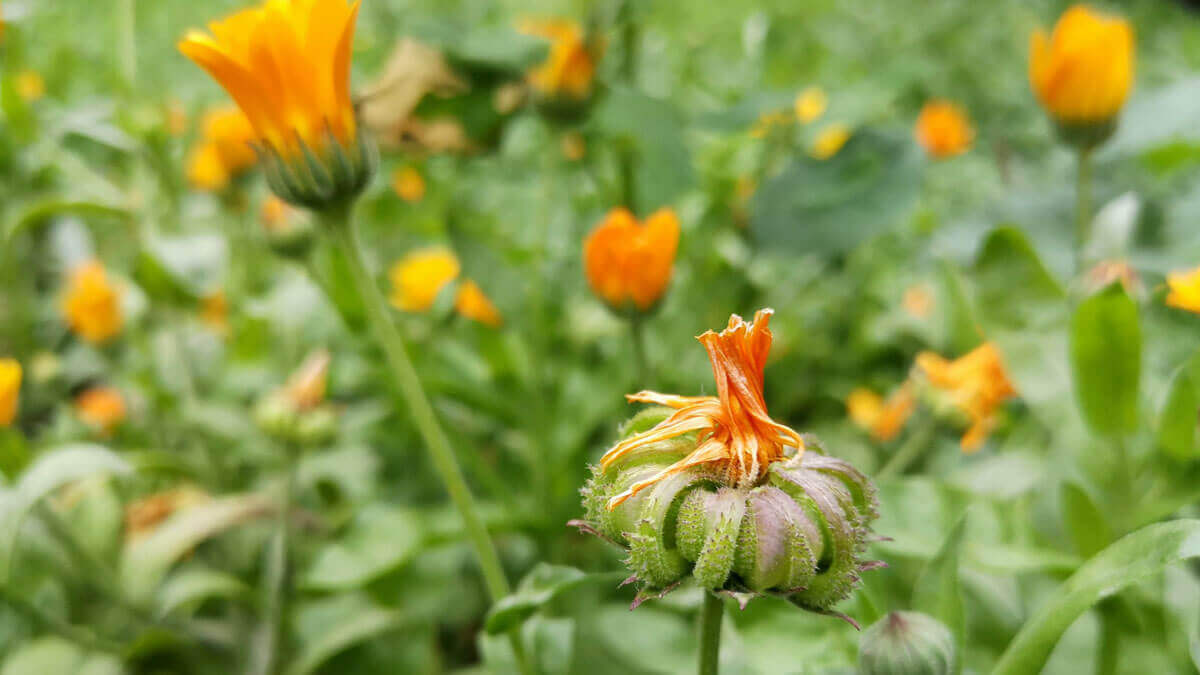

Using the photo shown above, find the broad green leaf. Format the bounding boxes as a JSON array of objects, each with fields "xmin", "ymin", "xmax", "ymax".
[
  {"xmin": 1157, "ymin": 349, "xmax": 1200, "ymax": 461},
  {"xmin": 485, "ymin": 564, "xmax": 587, "ymax": 634},
  {"xmin": 136, "ymin": 232, "xmax": 227, "ymax": 304},
  {"xmin": 1069, "ymin": 284, "xmax": 1141, "ymax": 436},
  {"xmin": 750, "ymin": 129, "xmax": 920, "ymax": 256},
  {"xmin": 300, "ymin": 504, "xmax": 422, "ymax": 591},
  {"xmin": 4, "ymin": 199, "xmax": 130, "ymax": 242},
  {"xmin": 991, "ymin": 519, "xmax": 1200, "ymax": 675},
  {"xmin": 1104, "ymin": 77, "xmax": 1200, "ymax": 156},
  {"xmin": 1060, "ymin": 483, "xmax": 1112, "ymax": 559},
  {"xmin": 16, "ymin": 444, "xmax": 130, "ymax": 506},
  {"xmin": 912, "ymin": 513, "xmax": 967, "ymax": 658},
  {"xmin": 120, "ymin": 494, "xmax": 274, "ymax": 604},
  {"xmin": 155, "ymin": 567, "xmax": 250, "ymax": 617},
  {"xmin": 445, "ymin": 28, "xmax": 547, "ymax": 73},
  {"xmin": 1, "ymin": 637, "xmax": 84, "ymax": 675},
  {"xmin": 973, "ymin": 226, "xmax": 1065, "ymax": 330},
  {"xmin": 287, "ymin": 595, "xmax": 408, "ymax": 675}
]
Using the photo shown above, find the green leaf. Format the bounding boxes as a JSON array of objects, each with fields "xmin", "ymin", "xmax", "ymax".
[
  {"xmin": 991, "ymin": 519, "xmax": 1200, "ymax": 675},
  {"xmin": 1, "ymin": 637, "xmax": 84, "ymax": 675},
  {"xmin": 444, "ymin": 28, "xmax": 547, "ymax": 73},
  {"xmin": 1060, "ymin": 483, "xmax": 1112, "ymax": 559},
  {"xmin": 1069, "ymin": 284, "xmax": 1141, "ymax": 436},
  {"xmin": 155, "ymin": 567, "xmax": 250, "ymax": 617},
  {"xmin": 15, "ymin": 444, "xmax": 130, "ymax": 506},
  {"xmin": 136, "ymin": 232, "xmax": 227, "ymax": 304},
  {"xmin": 4, "ymin": 199, "xmax": 130, "ymax": 242},
  {"xmin": 750, "ymin": 128, "xmax": 921, "ymax": 256},
  {"xmin": 300, "ymin": 504, "xmax": 422, "ymax": 591},
  {"xmin": 912, "ymin": 512, "xmax": 967, "ymax": 659},
  {"xmin": 287, "ymin": 595, "xmax": 408, "ymax": 675},
  {"xmin": 1158, "ymin": 349, "xmax": 1200, "ymax": 461},
  {"xmin": 1104, "ymin": 77, "xmax": 1200, "ymax": 156},
  {"xmin": 973, "ymin": 226, "xmax": 1065, "ymax": 330},
  {"xmin": 591, "ymin": 87, "xmax": 695, "ymax": 209},
  {"xmin": 485, "ymin": 564, "xmax": 589, "ymax": 635}
]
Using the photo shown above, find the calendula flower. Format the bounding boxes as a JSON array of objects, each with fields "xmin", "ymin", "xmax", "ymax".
[
  {"xmin": 75, "ymin": 386, "xmax": 127, "ymax": 436},
  {"xmin": 392, "ymin": 166, "xmax": 426, "ymax": 203},
  {"xmin": 1166, "ymin": 266, "xmax": 1200, "ymax": 314},
  {"xmin": 519, "ymin": 18, "xmax": 598, "ymax": 101},
  {"xmin": 178, "ymin": 0, "xmax": 374, "ymax": 210},
  {"xmin": 200, "ymin": 290, "xmax": 230, "ymax": 336},
  {"xmin": 255, "ymin": 349, "xmax": 339, "ymax": 444},
  {"xmin": 16, "ymin": 70, "xmax": 44, "ymax": 101},
  {"xmin": 794, "ymin": 86, "xmax": 827, "ymax": 124},
  {"xmin": 124, "ymin": 485, "xmax": 211, "ymax": 544},
  {"xmin": 62, "ymin": 261, "xmax": 122, "ymax": 344},
  {"xmin": 186, "ymin": 106, "xmax": 258, "ymax": 191},
  {"xmin": 388, "ymin": 248, "xmax": 502, "ymax": 326},
  {"xmin": 903, "ymin": 284, "xmax": 935, "ymax": 319},
  {"xmin": 847, "ymin": 385, "xmax": 916, "ymax": 442},
  {"xmin": 0, "ymin": 359, "xmax": 21, "ymax": 428},
  {"xmin": 916, "ymin": 342, "xmax": 1016, "ymax": 452},
  {"xmin": 811, "ymin": 123, "xmax": 851, "ymax": 160},
  {"xmin": 1030, "ymin": 5, "xmax": 1134, "ymax": 145},
  {"xmin": 914, "ymin": 100, "xmax": 973, "ymax": 158},
  {"xmin": 583, "ymin": 207, "xmax": 679, "ymax": 314}
]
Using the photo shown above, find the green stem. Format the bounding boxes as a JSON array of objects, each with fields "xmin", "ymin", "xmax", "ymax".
[
  {"xmin": 250, "ymin": 463, "xmax": 294, "ymax": 675},
  {"xmin": 629, "ymin": 315, "xmax": 650, "ymax": 385},
  {"xmin": 1075, "ymin": 147, "xmax": 1093, "ymax": 273},
  {"xmin": 322, "ymin": 207, "xmax": 509, "ymax": 601},
  {"xmin": 118, "ymin": 0, "xmax": 137, "ymax": 90},
  {"xmin": 876, "ymin": 419, "xmax": 936, "ymax": 480},
  {"xmin": 698, "ymin": 592, "xmax": 724, "ymax": 675},
  {"xmin": 1096, "ymin": 606, "xmax": 1119, "ymax": 675}
]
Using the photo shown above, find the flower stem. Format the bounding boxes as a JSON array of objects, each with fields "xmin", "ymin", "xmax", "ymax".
[
  {"xmin": 249, "ymin": 462, "xmax": 294, "ymax": 675},
  {"xmin": 118, "ymin": 0, "xmax": 137, "ymax": 89},
  {"xmin": 876, "ymin": 418, "xmax": 936, "ymax": 480},
  {"xmin": 629, "ymin": 315, "xmax": 650, "ymax": 385},
  {"xmin": 698, "ymin": 592, "xmax": 724, "ymax": 675},
  {"xmin": 321, "ymin": 206, "xmax": 510, "ymax": 602},
  {"xmin": 1075, "ymin": 146, "xmax": 1093, "ymax": 273}
]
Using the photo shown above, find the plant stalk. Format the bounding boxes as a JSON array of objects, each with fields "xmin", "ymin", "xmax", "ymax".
[
  {"xmin": 249, "ymin": 463, "xmax": 294, "ymax": 675},
  {"xmin": 698, "ymin": 592, "xmax": 724, "ymax": 675},
  {"xmin": 877, "ymin": 418, "xmax": 936, "ymax": 480},
  {"xmin": 629, "ymin": 314, "xmax": 650, "ymax": 385},
  {"xmin": 1075, "ymin": 146, "xmax": 1093, "ymax": 273}
]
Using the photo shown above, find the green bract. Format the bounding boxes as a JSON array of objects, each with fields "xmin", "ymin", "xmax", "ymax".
[
  {"xmin": 859, "ymin": 611, "xmax": 957, "ymax": 675},
  {"xmin": 257, "ymin": 128, "xmax": 378, "ymax": 212},
  {"xmin": 578, "ymin": 406, "xmax": 880, "ymax": 611}
]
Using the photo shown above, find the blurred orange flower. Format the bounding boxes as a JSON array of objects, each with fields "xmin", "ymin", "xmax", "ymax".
[
  {"xmin": 583, "ymin": 207, "xmax": 680, "ymax": 313},
  {"xmin": 388, "ymin": 248, "xmax": 502, "ymax": 326},
  {"xmin": 847, "ymin": 385, "xmax": 915, "ymax": 442},
  {"xmin": 260, "ymin": 196, "xmax": 293, "ymax": 232},
  {"xmin": 16, "ymin": 70, "xmax": 44, "ymax": 102},
  {"xmin": 794, "ymin": 87, "xmax": 827, "ymax": 124},
  {"xmin": 519, "ymin": 18, "xmax": 598, "ymax": 100},
  {"xmin": 1030, "ymin": 5, "xmax": 1134, "ymax": 125},
  {"xmin": 1166, "ymin": 266, "xmax": 1200, "ymax": 314},
  {"xmin": 125, "ymin": 485, "xmax": 211, "ymax": 544},
  {"xmin": 915, "ymin": 100, "xmax": 973, "ymax": 158},
  {"xmin": 903, "ymin": 284, "xmax": 935, "ymax": 319},
  {"xmin": 75, "ymin": 387, "xmax": 126, "ymax": 436},
  {"xmin": 811, "ymin": 123, "xmax": 851, "ymax": 160},
  {"xmin": 392, "ymin": 166, "xmax": 426, "ymax": 203},
  {"xmin": 186, "ymin": 106, "xmax": 258, "ymax": 191},
  {"xmin": 0, "ymin": 359, "xmax": 21, "ymax": 428},
  {"xmin": 201, "ymin": 290, "xmax": 230, "ymax": 336},
  {"xmin": 916, "ymin": 343, "xmax": 1016, "ymax": 452},
  {"xmin": 62, "ymin": 261, "xmax": 122, "ymax": 344}
]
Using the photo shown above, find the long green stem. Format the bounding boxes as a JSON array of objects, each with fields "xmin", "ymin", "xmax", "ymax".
[
  {"xmin": 698, "ymin": 592, "xmax": 724, "ymax": 675},
  {"xmin": 322, "ymin": 207, "xmax": 509, "ymax": 601},
  {"xmin": 249, "ymin": 464, "xmax": 294, "ymax": 675},
  {"xmin": 118, "ymin": 0, "xmax": 137, "ymax": 89},
  {"xmin": 877, "ymin": 419, "xmax": 936, "ymax": 480},
  {"xmin": 629, "ymin": 315, "xmax": 650, "ymax": 385},
  {"xmin": 1075, "ymin": 147, "xmax": 1093, "ymax": 273}
]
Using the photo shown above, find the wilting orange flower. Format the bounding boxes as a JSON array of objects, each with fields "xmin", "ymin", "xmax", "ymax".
[
  {"xmin": 201, "ymin": 290, "xmax": 230, "ymax": 336},
  {"xmin": 16, "ymin": 70, "xmax": 44, "ymax": 102},
  {"xmin": 0, "ymin": 359, "xmax": 21, "ymax": 428},
  {"xmin": 811, "ymin": 123, "xmax": 851, "ymax": 159},
  {"xmin": 916, "ymin": 342, "xmax": 1016, "ymax": 452},
  {"xmin": 186, "ymin": 106, "xmax": 258, "ymax": 191},
  {"xmin": 915, "ymin": 100, "xmax": 973, "ymax": 158},
  {"xmin": 583, "ymin": 207, "xmax": 679, "ymax": 313},
  {"xmin": 903, "ymin": 284, "xmax": 935, "ymax": 319},
  {"xmin": 125, "ymin": 485, "xmax": 211, "ymax": 544},
  {"xmin": 285, "ymin": 349, "xmax": 330, "ymax": 411},
  {"xmin": 1030, "ymin": 5, "xmax": 1134, "ymax": 124},
  {"xmin": 601, "ymin": 310, "xmax": 804, "ymax": 508},
  {"xmin": 519, "ymin": 18, "xmax": 597, "ymax": 100},
  {"xmin": 388, "ymin": 248, "xmax": 502, "ymax": 326},
  {"xmin": 178, "ymin": 0, "xmax": 360, "ymax": 159},
  {"xmin": 62, "ymin": 261, "xmax": 122, "ymax": 344},
  {"xmin": 847, "ymin": 385, "xmax": 915, "ymax": 442},
  {"xmin": 75, "ymin": 387, "xmax": 126, "ymax": 436},
  {"xmin": 1166, "ymin": 266, "xmax": 1200, "ymax": 314},
  {"xmin": 392, "ymin": 166, "xmax": 426, "ymax": 203},
  {"xmin": 794, "ymin": 87, "xmax": 827, "ymax": 124}
]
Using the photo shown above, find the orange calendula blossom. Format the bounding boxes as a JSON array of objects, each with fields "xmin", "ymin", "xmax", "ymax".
[
  {"xmin": 518, "ymin": 18, "xmax": 598, "ymax": 101},
  {"xmin": 1030, "ymin": 5, "xmax": 1134, "ymax": 142},
  {"xmin": 583, "ymin": 207, "xmax": 680, "ymax": 313},
  {"xmin": 810, "ymin": 123, "xmax": 851, "ymax": 160},
  {"xmin": 62, "ymin": 261, "xmax": 122, "ymax": 344},
  {"xmin": 600, "ymin": 309, "xmax": 804, "ymax": 508},
  {"xmin": 915, "ymin": 100, "xmax": 973, "ymax": 158},
  {"xmin": 1166, "ymin": 266, "xmax": 1200, "ymax": 314},
  {"xmin": 916, "ymin": 342, "xmax": 1016, "ymax": 452},
  {"xmin": 392, "ymin": 166, "xmax": 426, "ymax": 203},
  {"xmin": 388, "ymin": 248, "xmax": 502, "ymax": 327},
  {"xmin": 847, "ymin": 384, "xmax": 916, "ymax": 442},
  {"xmin": 0, "ymin": 359, "xmax": 21, "ymax": 428},
  {"xmin": 186, "ymin": 106, "xmax": 258, "ymax": 191},
  {"xmin": 178, "ymin": 0, "xmax": 373, "ymax": 209},
  {"xmin": 75, "ymin": 386, "xmax": 127, "ymax": 436}
]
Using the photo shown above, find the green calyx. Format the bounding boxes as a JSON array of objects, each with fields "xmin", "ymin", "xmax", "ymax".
[
  {"xmin": 858, "ymin": 611, "xmax": 956, "ymax": 675},
  {"xmin": 578, "ymin": 406, "xmax": 881, "ymax": 611},
  {"xmin": 258, "ymin": 126, "xmax": 377, "ymax": 213},
  {"xmin": 1052, "ymin": 115, "xmax": 1118, "ymax": 151}
]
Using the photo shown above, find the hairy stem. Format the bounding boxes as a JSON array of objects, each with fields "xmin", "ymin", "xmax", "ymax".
[{"xmin": 698, "ymin": 592, "xmax": 724, "ymax": 675}]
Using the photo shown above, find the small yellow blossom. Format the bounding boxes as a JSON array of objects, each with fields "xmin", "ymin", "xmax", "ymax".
[
  {"xmin": 583, "ymin": 207, "xmax": 680, "ymax": 313},
  {"xmin": 916, "ymin": 343, "xmax": 1016, "ymax": 452},
  {"xmin": 1030, "ymin": 5, "xmax": 1134, "ymax": 125},
  {"xmin": 0, "ymin": 359, "xmax": 21, "ymax": 428},
  {"xmin": 62, "ymin": 261, "xmax": 122, "ymax": 344},
  {"xmin": 810, "ymin": 123, "xmax": 851, "ymax": 160},
  {"xmin": 914, "ymin": 100, "xmax": 973, "ymax": 158},
  {"xmin": 455, "ymin": 280, "xmax": 503, "ymax": 327},
  {"xmin": 561, "ymin": 131, "xmax": 586, "ymax": 161},
  {"xmin": 16, "ymin": 70, "xmax": 44, "ymax": 102},
  {"xmin": 847, "ymin": 385, "xmax": 915, "ymax": 442},
  {"xmin": 794, "ymin": 87, "xmax": 827, "ymax": 124},
  {"xmin": 903, "ymin": 284, "xmax": 935, "ymax": 319},
  {"xmin": 388, "ymin": 248, "xmax": 502, "ymax": 326},
  {"xmin": 519, "ymin": 18, "xmax": 598, "ymax": 101},
  {"xmin": 201, "ymin": 290, "xmax": 230, "ymax": 337},
  {"xmin": 75, "ymin": 386, "xmax": 127, "ymax": 436},
  {"xmin": 1166, "ymin": 266, "xmax": 1200, "ymax": 314},
  {"xmin": 392, "ymin": 167, "xmax": 426, "ymax": 203}
]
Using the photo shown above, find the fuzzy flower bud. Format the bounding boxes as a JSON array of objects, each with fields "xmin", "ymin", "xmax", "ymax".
[{"xmin": 858, "ymin": 611, "xmax": 956, "ymax": 675}]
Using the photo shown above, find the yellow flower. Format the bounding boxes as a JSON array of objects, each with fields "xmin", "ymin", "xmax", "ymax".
[
  {"xmin": 914, "ymin": 100, "xmax": 973, "ymax": 159},
  {"xmin": 1166, "ymin": 266, "xmax": 1200, "ymax": 314},
  {"xmin": 392, "ymin": 166, "xmax": 426, "ymax": 203},
  {"xmin": 847, "ymin": 385, "xmax": 915, "ymax": 442},
  {"xmin": 810, "ymin": 123, "xmax": 851, "ymax": 160},
  {"xmin": 75, "ymin": 386, "xmax": 127, "ymax": 436},
  {"xmin": 1030, "ymin": 5, "xmax": 1134, "ymax": 125},
  {"xmin": 794, "ymin": 87, "xmax": 827, "ymax": 124},
  {"xmin": 583, "ymin": 207, "xmax": 680, "ymax": 313},
  {"xmin": 750, "ymin": 111, "xmax": 790, "ymax": 139},
  {"xmin": 0, "ymin": 359, "xmax": 21, "ymax": 428},
  {"xmin": 388, "ymin": 248, "xmax": 502, "ymax": 326},
  {"xmin": 62, "ymin": 261, "xmax": 122, "ymax": 344},
  {"xmin": 916, "ymin": 342, "xmax": 1016, "ymax": 452},
  {"xmin": 16, "ymin": 70, "xmax": 44, "ymax": 101},
  {"xmin": 600, "ymin": 309, "xmax": 804, "ymax": 508},
  {"xmin": 186, "ymin": 106, "xmax": 259, "ymax": 191},
  {"xmin": 903, "ymin": 284, "xmax": 935, "ymax": 319},
  {"xmin": 201, "ymin": 290, "xmax": 230, "ymax": 336},
  {"xmin": 519, "ymin": 18, "xmax": 598, "ymax": 101}
]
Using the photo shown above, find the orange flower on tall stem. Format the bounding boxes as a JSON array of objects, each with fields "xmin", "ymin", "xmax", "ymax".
[
  {"xmin": 600, "ymin": 309, "xmax": 804, "ymax": 508},
  {"xmin": 62, "ymin": 261, "xmax": 122, "ymax": 344},
  {"xmin": 916, "ymin": 342, "xmax": 1016, "ymax": 452},
  {"xmin": 1030, "ymin": 5, "xmax": 1134, "ymax": 129},
  {"xmin": 915, "ymin": 100, "xmax": 973, "ymax": 158},
  {"xmin": 584, "ymin": 207, "xmax": 680, "ymax": 314},
  {"xmin": 519, "ymin": 18, "xmax": 599, "ymax": 101}
]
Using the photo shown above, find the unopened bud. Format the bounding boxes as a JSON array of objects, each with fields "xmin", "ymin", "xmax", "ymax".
[{"xmin": 858, "ymin": 611, "xmax": 956, "ymax": 675}]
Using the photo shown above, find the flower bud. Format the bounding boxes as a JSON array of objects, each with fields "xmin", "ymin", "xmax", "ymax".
[
  {"xmin": 858, "ymin": 611, "xmax": 956, "ymax": 675},
  {"xmin": 294, "ymin": 405, "xmax": 338, "ymax": 447},
  {"xmin": 254, "ymin": 391, "xmax": 298, "ymax": 441},
  {"xmin": 258, "ymin": 127, "xmax": 377, "ymax": 212}
]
